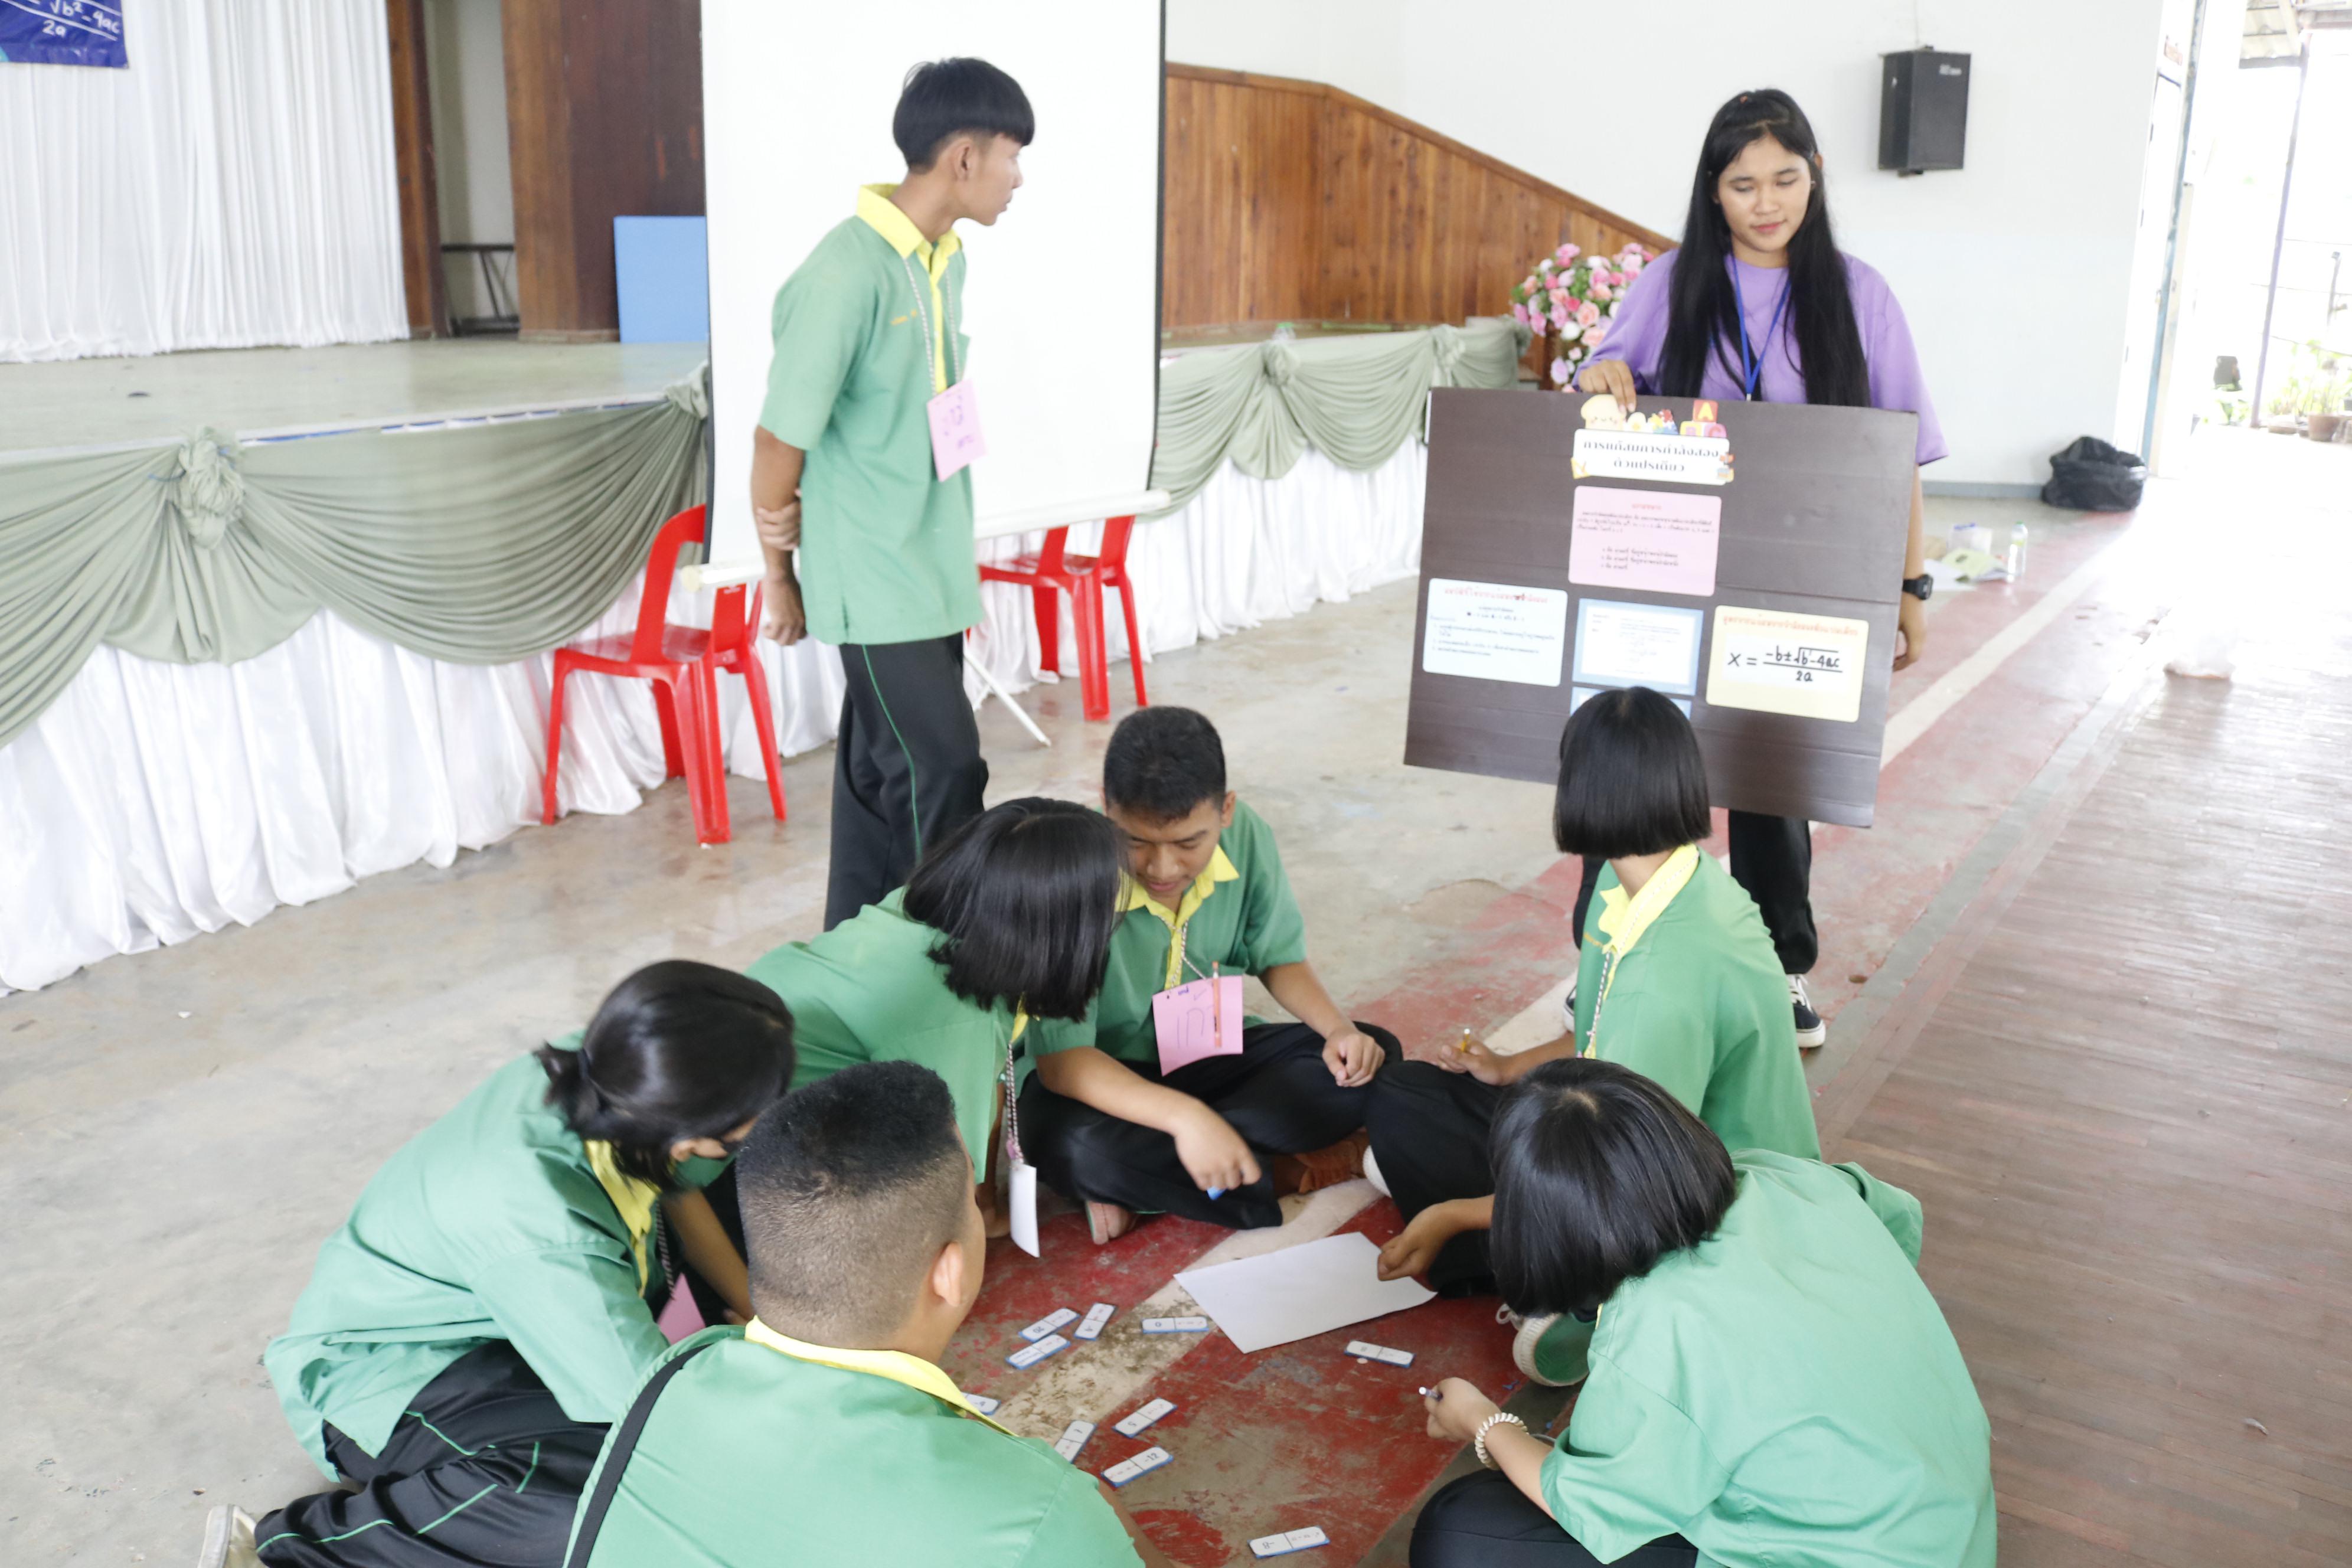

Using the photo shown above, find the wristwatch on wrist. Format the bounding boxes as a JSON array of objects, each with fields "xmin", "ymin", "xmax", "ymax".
[
  {"xmin": 1901, "ymin": 574, "xmax": 1934, "ymax": 602},
  {"xmin": 1474, "ymin": 1411, "xmax": 1530, "ymax": 1469}
]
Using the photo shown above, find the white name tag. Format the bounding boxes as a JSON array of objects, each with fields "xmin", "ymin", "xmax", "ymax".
[
  {"xmin": 1113, "ymin": 1398, "xmax": 1175, "ymax": 1437},
  {"xmin": 1005, "ymin": 1333, "xmax": 1070, "ymax": 1370},
  {"xmin": 1074, "ymin": 1302, "xmax": 1116, "ymax": 1341},
  {"xmin": 1019, "ymin": 1307, "xmax": 1079, "ymax": 1342},
  {"xmin": 1102, "ymin": 1446, "xmax": 1172, "ymax": 1487},
  {"xmin": 1009, "ymin": 1158, "xmax": 1041, "ymax": 1258},
  {"xmin": 1140, "ymin": 1315, "xmax": 1210, "ymax": 1334}
]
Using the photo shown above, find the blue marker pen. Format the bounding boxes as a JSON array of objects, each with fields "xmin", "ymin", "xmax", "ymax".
[{"xmin": 1206, "ymin": 1187, "xmax": 1224, "ymax": 1201}]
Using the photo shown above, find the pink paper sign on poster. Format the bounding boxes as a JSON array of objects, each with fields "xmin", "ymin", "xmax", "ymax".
[
  {"xmin": 1152, "ymin": 974, "xmax": 1245, "ymax": 1075},
  {"xmin": 927, "ymin": 380, "xmax": 986, "ymax": 479},
  {"xmin": 1568, "ymin": 485, "xmax": 1722, "ymax": 598}
]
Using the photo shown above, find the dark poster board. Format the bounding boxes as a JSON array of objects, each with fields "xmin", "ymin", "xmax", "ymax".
[{"xmin": 1403, "ymin": 390, "xmax": 1916, "ymax": 828}]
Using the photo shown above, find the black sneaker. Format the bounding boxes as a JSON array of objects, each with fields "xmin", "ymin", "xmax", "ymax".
[{"xmin": 1788, "ymin": 975, "xmax": 1825, "ymax": 1048}]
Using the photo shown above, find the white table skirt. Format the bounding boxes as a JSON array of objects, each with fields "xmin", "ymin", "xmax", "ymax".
[{"xmin": 0, "ymin": 443, "xmax": 1426, "ymax": 991}]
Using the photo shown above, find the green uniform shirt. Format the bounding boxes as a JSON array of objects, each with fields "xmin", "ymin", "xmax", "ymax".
[
  {"xmin": 263, "ymin": 1051, "xmax": 723, "ymax": 1476},
  {"xmin": 759, "ymin": 184, "xmax": 981, "ymax": 646},
  {"xmin": 575, "ymin": 1326, "xmax": 1142, "ymax": 1567},
  {"xmin": 1026, "ymin": 801, "xmax": 1310, "ymax": 1072},
  {"xmin": 1543, "ymin": 1152, "xmax": 1995, "ymax": 1567},
  {"xmin": 1572, "ymin": 850, "xmax": 1821, "ymax": 1161},
  {"xmin": 743, "ymin": 889, "xmax": 1017, "ymax": 1159}
]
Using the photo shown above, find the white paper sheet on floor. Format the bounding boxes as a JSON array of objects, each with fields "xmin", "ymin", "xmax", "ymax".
[
  {"xmin": 0, "ymin": 445, "xmax": 1426, "ymax": 991},
  {"xmin": 1174, "ymin": 1233, "xmax": 1436, "ymax": 1354}
]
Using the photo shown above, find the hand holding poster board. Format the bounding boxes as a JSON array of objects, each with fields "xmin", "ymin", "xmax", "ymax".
[{"xmin": 1404, "ymin": 393, "xmax": 1917, "ymax": 827}]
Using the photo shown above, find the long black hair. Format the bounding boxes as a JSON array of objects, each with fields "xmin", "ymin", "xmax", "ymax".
[
  {"xmin": 1489, "ymin": 1057, "xmax": 1737, "ymax": 1317},
  {"xmin": 901, "ymin": 797, "xmax": 1123, "ymax": 1021},
  {"xmin": 537, "ymin": 961, "xmax": 797, "ymax": 1187},
  {"xmin": 1657, "ymin": 89, "xmax": 1870, "ymax": 409}
]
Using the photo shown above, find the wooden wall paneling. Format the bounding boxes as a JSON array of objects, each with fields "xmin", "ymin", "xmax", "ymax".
[
  {"xmin": 501, "ymin": 0, "xmax": 581, "ymax": 339},
  {"xmin": 504, "ymin": 0, "xmax": 706, "ymax": 342},
  {"xmin": 1162, "ymin": 63, "xmax": 1673, "ymax": 339},
  {"xmin": 384, "ymin": 0, "xmax": 445, "ymax": 338}
]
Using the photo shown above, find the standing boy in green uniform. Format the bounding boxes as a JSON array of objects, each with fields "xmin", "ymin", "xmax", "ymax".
[
  {"xmin": 749, "ymin": 58, "xmax": 1032, "ymax": 927},
  {"xmin": 566, "ymin": 1061, "xmax": 1168, "ymax": 1568},
  {"xmin": 1019, "ymin": 707, "xmax": 1396, "ymax": 1243}
]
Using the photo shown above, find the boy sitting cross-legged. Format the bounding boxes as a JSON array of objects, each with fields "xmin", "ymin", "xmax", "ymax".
[{"xmin": 1018, "ymin": 707, "xmax": 1397, "ymax": 1243}]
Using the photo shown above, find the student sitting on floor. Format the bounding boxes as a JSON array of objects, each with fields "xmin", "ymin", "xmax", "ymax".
[
  {"xmin": 564, "ymin": 1060, "xmax": 1166, "ymax": 1567},
  {"xmin": 1020, "ymin": 706, "xmax": 1396, "ymax": 1243},
  {"xmin": 202, "ymin": 963, "xmax": 795, "ymax": 1568},
  {"xmin": 743, "ymin": 796, "xmax": 1123, "ymax": 1233},
  {"xmin": 1367, "ymin": 687, "xmax": 1818, "ymax": 1340},
  {"xmin": 1410, "ymin": 1058, "xmax": 1994, "ymax": 1568}
]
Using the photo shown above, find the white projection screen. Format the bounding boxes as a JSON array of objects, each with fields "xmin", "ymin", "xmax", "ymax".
[{"xmin": 701, "ymin": 2, "xmax": 1165, "ymax": 567}]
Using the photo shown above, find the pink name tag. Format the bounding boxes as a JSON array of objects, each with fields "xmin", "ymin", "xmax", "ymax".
[
  {"xmin": 927, "ymin": 380, "xmax": 985, "ymax": 479},
  {"xmin": 1152, "ymin": 974, "xmax": 1245, "ymax": 1075}
]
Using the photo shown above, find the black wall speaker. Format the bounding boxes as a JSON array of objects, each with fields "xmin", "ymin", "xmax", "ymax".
[{"xmin": 1880, "ymin": 49, "xmax": 1969, "ymax": 175}]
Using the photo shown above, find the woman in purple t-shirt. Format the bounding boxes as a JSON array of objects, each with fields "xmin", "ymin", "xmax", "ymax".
[{"xmin": 1578, "ymin": 88, "xmax": 1942, "ymax": 1047}]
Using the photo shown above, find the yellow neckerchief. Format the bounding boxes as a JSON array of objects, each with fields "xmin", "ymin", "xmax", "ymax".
[
  {"xmin": 1119, "ymin": 848, "xmax": 1242, "ymax": 989},
  {"xmin": 856, "ymin": 183, "xmax": 961, "ymax": 394},
  {"xmin": 745, "ymin": 1317, "xmax": 1015, "ymax": 1436},
  {"xmin": 583, "ymin": 1139, "xmax": 660, "ymax": 1291},
  {"xmin": 1583, "ymin": 845, "xmax": 1702, "ymax": 1054}
]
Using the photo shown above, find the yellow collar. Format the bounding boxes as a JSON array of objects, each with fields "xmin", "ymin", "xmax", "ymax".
[
  {"xmin": 744, "ymin": 1318, "xmax": 1014, "ymax": 1436},
  {"xmin": 1595, "ymin": 844, "xmax": 1701, "ymax": 963},
  {"xmin": 856, "ymin": 183, "xmax": 961, "ymax": 278},
  {"xmin": 1121, "ymin": 848, "xmax": 1242, "ymax": 989},
  {"xmin": 583, "ymin": 1139, "xmax": 659, "ymax": 1291}
]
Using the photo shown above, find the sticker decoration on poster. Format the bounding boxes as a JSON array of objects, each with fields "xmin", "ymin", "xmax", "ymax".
[
  {"xmin": 1421, "ymin": 579, "xmax": 1569, "ymax": 687},
  {"xmin": 0, "ymin": 0, "xmax": 126, "ymax": 67},
  {"xmin": 1706, "ymin": 605, "xmax": 1872, "ymax": 723},
  {"xmin": 1570, "ymin": 599, "xmax": 1704, "ymax": 695},
  {"xmin": 1569, "ymin": 486, "xmax": 1721, "ymax": 597}
]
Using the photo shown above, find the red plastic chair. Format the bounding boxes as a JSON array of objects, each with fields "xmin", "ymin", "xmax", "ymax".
[
  {"xmin": 979, "ymin": 514, "xmax": 1148, "ymax": 722},
  {"xmin": 542, "ymin": 505, "xmax": 784, "ymax": 844},
  {"xmin": 704, "ymin": 579, "xmax": 788, "ymax": 833}
]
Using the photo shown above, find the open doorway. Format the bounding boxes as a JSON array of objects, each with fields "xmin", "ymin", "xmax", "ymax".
[{"xmin": 2139, "ymin": 0, "xmax": 2352, "ymax": 472}]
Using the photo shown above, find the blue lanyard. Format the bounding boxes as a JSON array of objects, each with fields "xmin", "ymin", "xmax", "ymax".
[{"xmin": 1730, "ymin": 264, "xmax": 1792, "ymax": 401}]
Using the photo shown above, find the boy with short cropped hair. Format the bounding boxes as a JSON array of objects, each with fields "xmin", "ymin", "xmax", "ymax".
[
  {"xmin": 1019, "ymin": 707, "xmax": 1397, "ymax": 1243},
  {"xmin": 750, "ymin": 58, "xmax": 1033, "ymax": 929},
  {"xmin": 567, "ymin": 1061, "xmax": 1165, "ymax": 1568}
]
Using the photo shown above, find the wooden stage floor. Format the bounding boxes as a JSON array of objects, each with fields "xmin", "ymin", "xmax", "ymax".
[{"xmin": 0, "ymin": 338, "xmax": 707, "ymax": 457}]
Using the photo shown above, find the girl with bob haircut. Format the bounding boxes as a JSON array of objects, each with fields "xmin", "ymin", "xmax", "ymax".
[
  {"xmin": 1410, "ymin": 1058, "xmax": 1995, "ymax": 1568},
  {"xmin": 223, "ymin": 962, "xmax": 795, "ymax": 1568},
  {"xmin": 1579, "ymin": 88, "xmax": 1948, "ymax": 1049},
  {"xmin": 1367, "ymin": 688, "xmax": 1818, "ymax": 1368},
  {"xmin": 743, "ymin": 796, "xmax": 1124, "ymax": 1230}
]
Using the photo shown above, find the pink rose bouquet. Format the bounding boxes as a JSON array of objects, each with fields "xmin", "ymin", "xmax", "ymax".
[{"xmin": 1508, "ymin": 241, "xmax": 1653, "ymax": 390}]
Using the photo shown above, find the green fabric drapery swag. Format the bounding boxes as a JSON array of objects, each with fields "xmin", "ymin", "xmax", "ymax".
[
  {"xmin": 1148, "ymin": 318, "xmax": 1528, "ymax": 515},
  {"xmin": 0, "ymin": 369, "xmax": 710, "ymax": 750}
]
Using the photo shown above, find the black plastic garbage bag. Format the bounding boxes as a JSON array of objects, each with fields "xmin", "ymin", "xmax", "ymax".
[{"xmin": 2041, "ymin": 436, "xmax": 2147, "ymax": 512}]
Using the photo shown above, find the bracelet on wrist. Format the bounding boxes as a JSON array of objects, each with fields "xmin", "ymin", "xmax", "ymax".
[{"xmin": 1474, "ymin": 1411, "xmax": 1528, "ymax": 1469}]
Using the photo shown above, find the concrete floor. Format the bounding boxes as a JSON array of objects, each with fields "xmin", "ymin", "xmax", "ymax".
[{"xmin": 5, "ymin": 432, "xmax": 2344, "ymax": 1562}]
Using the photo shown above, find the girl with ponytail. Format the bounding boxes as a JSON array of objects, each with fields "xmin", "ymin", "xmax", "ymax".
[
  {"xmin": 1576, "ymin": 89, "xmax": 1946, "ymax": 1048},
  {"xmin": 224, "ymin": 962, "xmax": 795, "ymax": 1568}
]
